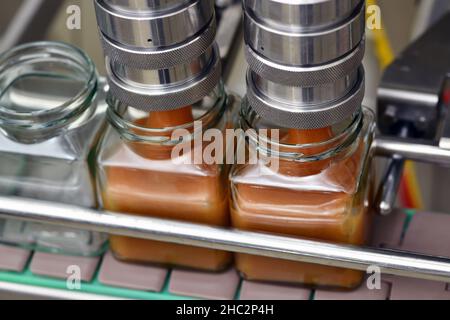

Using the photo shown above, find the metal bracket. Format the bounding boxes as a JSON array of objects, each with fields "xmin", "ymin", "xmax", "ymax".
[{"xmin": 376, "ymin": 13, "xmax": 450, "ymax": 215}]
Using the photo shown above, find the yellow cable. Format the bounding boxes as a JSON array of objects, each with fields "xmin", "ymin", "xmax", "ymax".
[
  {"xmin": 405, "ymin": 162, "xmax": 425, "ymax": 209},
  {"xmin": 367, "ymin": 0, "xmax": 424, "ymax": 209}
]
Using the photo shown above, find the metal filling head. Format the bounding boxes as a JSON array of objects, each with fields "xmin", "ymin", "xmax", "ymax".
[
  {"xmin": 103, "ymin": 0, "xmax": 190, "ymax": 13},
  {"xmin": 242, "ymin": 0, "xmax": 367, "ymax": 131},
  {"xmin": 95, "ymin": 0, "xmax": 215, "ymax": 49},
  {"xmin": 99, "ymin": 15, "xmax": 217, "ymax": 70},
  {"xmin": 106, "ymin": 43, "xmax": 222, "ymax": 111},
  {"xmin": 244, "ymin": 0, "xmax": 363, "ymax": 30},
  {"xmin": 246, "ymin": 67, "xmax": 366, "ymax": 129},
  {"xmin": 245, "ymin": 38, "xmax": 365, "ymax": 87},
  {"xmin": 243, "ymin": 0, "xmax": 365, "ymax": 66},
  {"xmin": 251, "ymin": 68, "xmax": 359, "ymax": 106},
  {"xmin": 95, "ymin": 0, "xmax": 222, "ymax": 112}
]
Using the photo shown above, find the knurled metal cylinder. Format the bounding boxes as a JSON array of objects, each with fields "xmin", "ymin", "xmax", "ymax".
[
  {"xmin": 244, "ymin": 0, "xmax": 362, "ymax": 29},
  {"xmin": 95, "ymin": 0, "xmax": 214, "ymax": 50},
  {"xmin": 243, "ymin": 0, "xmax": 367, "ymax": 128},
  {"xmin": 245, "ymin": 39, "xmax": 366, "ymax": 87},
  {"xmin": 106, "ymin": 44, "xmax": 222, "ymax": 111},
  {"xmin": 94, "ymin": 0, "xmax": 222, "ymax": 111},
  {"xmin": 246, "ymin": 67, "xmax": 366, "ymax": 129},
  {"xmin": 244, "ymin": 0, "xmax": 365, "ymax": 67}
]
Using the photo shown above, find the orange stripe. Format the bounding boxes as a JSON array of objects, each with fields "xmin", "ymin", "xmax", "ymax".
[
  {"xmin": 404, "ymin": 161, "xmax": 424, "ymax": 209},
  {"xmin": 400, "ymin": 175, "xmax": 414, "ymax": 209}
]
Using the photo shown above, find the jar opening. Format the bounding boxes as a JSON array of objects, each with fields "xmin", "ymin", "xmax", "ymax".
[
  {"xmin": 0, "ymin": 42, "xmax": 98, "ymax": 143},
  {"xmin": 106, "ymin": 82, "xmax": 227, "ymax": 146},
  {"xmin": 240, "ymin": 98, "xmax": 371, "ymax": 163}
]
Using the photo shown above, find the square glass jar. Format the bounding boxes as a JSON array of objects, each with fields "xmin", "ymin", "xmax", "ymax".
[
  {"xmin": 230, "ymin": 100, "xmax": 376, "ymax": 289},
  {"xmin": 96, "ymin": 85, "xmax": 239, "ymax": 271},
  {"xmin": 0, "ymin": 42, "xmax": 108, "ymax": 256}
]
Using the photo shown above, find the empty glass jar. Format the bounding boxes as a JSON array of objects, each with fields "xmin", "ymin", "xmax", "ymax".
[
  {"xmin": 230, "ymin": 101, "xmax": 376, "ymax": 289},
  {"xmin": 96, "ymin": 83, "xmax": 238, "ymax": 271},
  {"xmin": 0, "ymin": 42, "xmax": 107, "ymax": 256}
]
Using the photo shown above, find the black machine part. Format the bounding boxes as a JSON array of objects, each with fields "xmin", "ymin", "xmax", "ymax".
[
  {"xmin": 378, "ymin": 12, "xmax": 450, "ymax": 142},
  {"xmin": 376, "ymin": 13, "xmax": 450, "ymax": 216}
]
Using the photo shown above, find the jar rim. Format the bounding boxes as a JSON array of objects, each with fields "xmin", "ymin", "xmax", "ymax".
[
  {"xmin": 106, "ymin": 82, "xmax": 227, "ymax": 145},
  {"xmin": 240, "ymin": 98, "xmax": 374, "ymax": 162},
  {"xmin": 0, "ymin": 41, "xmax": 98, "ymax": 136}
]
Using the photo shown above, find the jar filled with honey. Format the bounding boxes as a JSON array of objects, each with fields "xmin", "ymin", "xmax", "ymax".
[
  {"xmin": 234, "ymin": 0, "xmax": 370, "ymax": 288},
  {"xmin": 96, "ymin": 83, "xmax": 238, "ymax": 271},
  {"xmin": 94, "ymin": 0, "xmax": 236, "ymax": 271},
  {"xmin": 230, "ymin": 99, "xmax": 376, "ymax": 289}
]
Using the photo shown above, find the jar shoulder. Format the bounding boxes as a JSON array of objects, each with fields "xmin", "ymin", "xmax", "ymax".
[
  {"xmin": 231, "ymin": 112, "xmax": 375, "ymax": 196},
  {"xmin": 0, "ymin": 100, "xmax": 107, "ymax": 161},
  {"xmin": 96, "ymin": 125, "xmax": 227, "ymax": 178}
]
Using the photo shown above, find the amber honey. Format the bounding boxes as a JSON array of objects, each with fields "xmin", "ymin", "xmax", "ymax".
[
  {"xmin": 230, "ymin": 105, "xmax": 375, "ymax": 288},
  {"xmin": 97, "ymin": 91, "xmax": 234, "ymax": 271}
]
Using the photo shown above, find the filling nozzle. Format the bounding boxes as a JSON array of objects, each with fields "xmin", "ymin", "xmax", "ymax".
[
  {"xmin": 94, "ymin": 0, "xmax": 222, "ymax": 112},
  {"xmin": 242, "ymin": 0, "xmax": 366, "ymax": 130}
]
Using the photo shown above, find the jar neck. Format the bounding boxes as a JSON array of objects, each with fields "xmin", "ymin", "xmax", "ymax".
[
  {"xmin": 0, "ymin": 42, "xmax": 98, "ymax": 144},
  {"xmin": 241, "ymin": 99, "xmax": 365, "ymax": 176},
  {"xmin": 107, "ymin": 82, "xmax": 227, "ymax": 160}
]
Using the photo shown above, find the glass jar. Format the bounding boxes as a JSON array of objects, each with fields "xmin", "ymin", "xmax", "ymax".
[
  {"xmin": 0, "ymin": 42, "xmax": 108, "ymax": 256},
  {"xmin": 96, "ymin": 83, "xmax": 238, "ymax": 271},
  {"xmin": 230, "ymin": 100, "xmax": 376, "ymax": 289}
]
